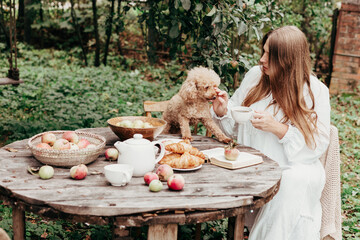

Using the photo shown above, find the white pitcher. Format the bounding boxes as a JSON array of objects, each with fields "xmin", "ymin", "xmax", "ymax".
[{"xmin": 114, "ymin": 134, "xmax": 165, "ymax": 177}]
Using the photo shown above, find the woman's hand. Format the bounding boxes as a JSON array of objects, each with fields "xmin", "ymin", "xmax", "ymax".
[
  {"xmin": 251, "ymin": 111, "xmax": 289, "ymax": 139},
  {"xmin": 212, "ymin": 88, "xmax": 229, "ymax": 117}
]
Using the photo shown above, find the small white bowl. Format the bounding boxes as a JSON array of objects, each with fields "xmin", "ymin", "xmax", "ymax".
[{"xmin": 104, "ymin": 164, "xmax": 134, "ymax": 186}]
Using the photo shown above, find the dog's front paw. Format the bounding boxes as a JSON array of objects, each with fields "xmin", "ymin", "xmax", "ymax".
[
  {"xmin": 182, "ymin": 136, "xmax": 193, "ymax": 142},
  {"xmin": 220, "ymin": 137, "xmax": 232, "ymax": 144}
]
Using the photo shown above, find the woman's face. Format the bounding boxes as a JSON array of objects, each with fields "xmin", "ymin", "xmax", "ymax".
[{"xmin": 260, "ymin": 40, "xmax": 269, "ymax": 75}]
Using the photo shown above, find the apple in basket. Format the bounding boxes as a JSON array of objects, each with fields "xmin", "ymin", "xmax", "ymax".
[
  {"xmin": 53, "ymin": 139, "xmax": 71, "ymax": 150},
  {"xmin": 70, "ymin": 143, "xmax": 79, "ymax": 150},
  {"xmin": 77, "ymin": 139, "xmax": 90, "ymax": 149},
  {"xmin": 62, "ymin": 131, "xmax": 79, "ymax": 144},
  {"xmin": 70, "ymin": 164, "xmax": 88, "ymax": 180},
  {"xmin": 41, "ymin": 132, "xmax": 57, "ymax": 146},
  {"xmin": 36, "ymin": 143, "xmax": 52, "ymax": 149}
]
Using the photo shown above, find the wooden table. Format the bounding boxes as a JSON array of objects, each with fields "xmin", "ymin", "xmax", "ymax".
[{"xmin": 0, "ymin": 127, "xmax": 281, "ymax": 240}]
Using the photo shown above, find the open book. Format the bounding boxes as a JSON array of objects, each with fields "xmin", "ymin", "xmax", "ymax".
[{"xmin": 202, "ymin": 148, "xmax": 263, "ymax": 170}]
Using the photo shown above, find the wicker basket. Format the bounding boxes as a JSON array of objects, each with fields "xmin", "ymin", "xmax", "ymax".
[
  {"xmin": 28, "ymin": 131, "xmax": 106, "ymax": 167},
  {"xmin": 107, "ymin": 116, "xmax": 167, "ymax": 141}
]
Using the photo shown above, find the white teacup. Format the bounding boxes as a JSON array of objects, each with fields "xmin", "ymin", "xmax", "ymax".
[
  {"xmin": 231, "ymin": 106, "xmax": 254, "ymax": 124},
  {"xmin": 104, "ymin": 164, "xmax": 134, "ymax": 186}
]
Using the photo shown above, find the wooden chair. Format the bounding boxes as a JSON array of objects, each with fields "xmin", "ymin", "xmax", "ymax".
[
  {"xmin": 143, "ymin": 100, "xmax": 212, "ymax": 137},
  {"xmin": 319, "ymin": 125, "xmax": 342, "ymax": 240},
  {"xmin": 243, "ymin": 125, "xmax": 342, "ymax": 240}
]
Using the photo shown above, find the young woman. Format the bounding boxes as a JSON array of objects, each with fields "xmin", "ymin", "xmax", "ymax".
[{"xmin": 212, "ymin": 26, "xmax": 331, "ymax": 239}]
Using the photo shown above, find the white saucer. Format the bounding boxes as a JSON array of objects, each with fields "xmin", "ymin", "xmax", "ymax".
[{"xmin": 173, "ymin": 164, "xmax": 202, "ymax": 172}]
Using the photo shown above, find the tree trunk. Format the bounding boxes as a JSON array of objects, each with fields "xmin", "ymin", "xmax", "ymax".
[
  {"xmin": 103, "ymin": 0, "xmax": 115, "ymax": 66},
  {"xmin": 116, "ymin": 0, "xmax": 123, "ymax": 55},
  {"xmin": 146, "ymin": 0, "xmax": 157, "ymax": 65},
  {"xmin": 39, "ymin": 0, "xmax": 44, "ymax": 48},
  {"xmin": 92, "ymin": 0, "xmax": 100, "ymax": 67},
  {"xmin": 70, "ymin": 0, "xmax": 88, "ymax": 66},
  {"xmin": 0, "ymin": 0, "xmax": 10, "ymax": 47},
  {"xmin": 18, "ymin": 0, "xmax": 24, "ymax": 40},
  {"xmin": 24, "ymin": 0, "xmax": 32, "ymax": 44}
]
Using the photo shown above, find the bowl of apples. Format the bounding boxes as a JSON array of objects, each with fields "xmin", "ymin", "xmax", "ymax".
[
  {"xmin": 107, "ymin": 116, "xmax": 167, "ymax": 141},
  {"xmin": 28, "ymin": 130, "xmax": 106, "ymax": 167}
]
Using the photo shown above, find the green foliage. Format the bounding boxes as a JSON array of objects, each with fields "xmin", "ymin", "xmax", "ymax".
[
  {"xmin": 0, "ymin": 47, "xmax": 183, "ymax": 144},
  {"xmin": 273, "ymin": 0, "xmax": 335, "ymax": 72},
  {"xmin": 0, "ymin": 202, "xmax": 112, "ymax": 239},
  {"xmin": 137, "ymin": 0, "xmax": 282, "ymax": 91},
  {"xmin": 330, "ymin": 92, "xmax": 360, "ymax": 239}
]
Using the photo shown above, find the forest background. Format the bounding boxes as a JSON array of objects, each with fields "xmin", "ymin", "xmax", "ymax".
[{"xmin": 0, "ymin": 0, "xmax": 359, "ymax": 239}]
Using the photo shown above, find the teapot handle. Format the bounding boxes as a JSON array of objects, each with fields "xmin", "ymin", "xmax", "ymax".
[{"xmin": 153, "ymin": 142, "xmax": 165, "ymax": 163}]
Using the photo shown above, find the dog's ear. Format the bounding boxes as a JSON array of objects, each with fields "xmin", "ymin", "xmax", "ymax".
[{"xmin": 178, "ymin": 79, "xmax": 197, "ymax": 102}]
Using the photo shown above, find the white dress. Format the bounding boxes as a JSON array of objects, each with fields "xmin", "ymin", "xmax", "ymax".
[{"xmin": 211, "ymin": 66, "xmax": 331, "ymax": 240}]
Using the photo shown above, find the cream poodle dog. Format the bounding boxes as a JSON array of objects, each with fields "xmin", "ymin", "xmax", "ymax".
[{"xmin": 162, "ymin": 66, "xmax": 232, "ymax": 143}]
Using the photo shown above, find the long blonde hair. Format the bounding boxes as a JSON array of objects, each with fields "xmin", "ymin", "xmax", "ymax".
[{"xmin": 243, "ymin": 26, "xmax": 318, "ymax": 148}]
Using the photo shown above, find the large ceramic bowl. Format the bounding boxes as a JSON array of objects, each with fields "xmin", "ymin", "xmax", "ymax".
[
  {"xmin": 28, "ymin": 131, "xmax": 106, "ymax": 167},
  {"xmin": 107, "ymin": 116, "xmax": 167, "ymax": 141}
]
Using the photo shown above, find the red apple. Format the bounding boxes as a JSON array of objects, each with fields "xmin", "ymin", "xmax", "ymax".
[
  {"xmin": 53, "ymin": 139, "xmax": 71, "ymax": 150},
  {"xmin": 105, "ymin": 148, "xmax": 119, "ymax": 161},
  {"xmin": 167, "ymin": 174, "xmax": 185, "ymax": 191},
  {"xmin": 156, "ymin": 164, "xmax": 174, "ymax": 182},
  {"xmin": 144, "ymin": 172, "xmax": 159, "ymax": 185},
  {"xmin": 41, "ymin": 132, "xmax": 57, "ymax": 146},
  {"xmin": 149, "ymin": 179, "xmax": 163, "ymax": 192},
  {"xmin": 62, "ymin": 131, "xmax": 79, "ymax": 144},
  {"xmin": 224, "ymin": 147, "xmax": 240, "ymax": 161},
  {"xmin": 70, "ymin": 164, "xmax": 88, "ymax": 180},
  {"xmin": 36, "ymin": 143, "xmax": 52, "ymax": 149},
  {"xmin": 77, "ymin": 139, "xmax": 90, "ymax": 149}
]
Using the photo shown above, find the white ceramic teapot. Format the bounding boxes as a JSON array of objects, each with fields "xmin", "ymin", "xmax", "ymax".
[{"xmin": 114, "ymin": 134, "xmax": 165, "ymax": 177}]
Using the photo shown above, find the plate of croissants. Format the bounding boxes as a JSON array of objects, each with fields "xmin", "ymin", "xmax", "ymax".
[{"xmin": 158, "ymin": 139, "xmax": 206, "ymax": 171}]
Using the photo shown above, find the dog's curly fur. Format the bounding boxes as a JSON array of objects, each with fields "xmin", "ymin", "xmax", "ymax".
[{"xmin": 162, "ymin": 67, "xmax": 232, "ymax": 143}]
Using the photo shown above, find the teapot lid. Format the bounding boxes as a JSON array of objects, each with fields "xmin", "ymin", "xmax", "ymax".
[{"xmin": 124, "ymin": 134, "xmax": 150, "ymax": 145}]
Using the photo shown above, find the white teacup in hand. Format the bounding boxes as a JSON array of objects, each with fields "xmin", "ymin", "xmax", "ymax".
[{"xmin": 231, "ymin": 106, "xmax": 254, "ymax": 124}]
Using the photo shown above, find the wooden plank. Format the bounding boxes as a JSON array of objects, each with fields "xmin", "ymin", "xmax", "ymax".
[
  {"xmin": 143, "ymin": 100, "xmax": 170, "ymax": 112},
  {"xmin": 0, "ymin": 77, "xmax": 24, "ymax": 85},
  {"xmin": 147, "ymin": 224, "xmax": 178, "ymax": 240}
]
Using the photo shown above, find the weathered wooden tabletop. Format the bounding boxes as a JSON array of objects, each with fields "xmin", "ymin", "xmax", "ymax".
[{"xmin": 0, "ymin": 127, "xmax": 281, "ymax": 238}]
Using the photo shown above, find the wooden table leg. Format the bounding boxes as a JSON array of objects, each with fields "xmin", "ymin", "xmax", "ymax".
[
  {"xmin": 228, "ymin": 214, "xmax": 245, "ymax": 240},
  {"xmin": 195, "ymin": 223, "xmax": 202, "ymax": 240},
  {"xmin": 148, "ymin": 224, "xmax": 178, "ymax": 240},
  {"xmin": 12, "ymin": 205, "xmax": 25, "ymax": 240}
]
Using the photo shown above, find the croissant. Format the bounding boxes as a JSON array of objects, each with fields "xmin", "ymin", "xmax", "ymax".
[
  {"xmin": 165, "ymin": 142, "xmax": 206, "ymax": 159},
  {"xmin": 160, "ymin": 152, "xmax": 204, "ymax": 169},
  {"xmin": 159, "ymin": 153, "xmax": 182, "ymax": 165}
]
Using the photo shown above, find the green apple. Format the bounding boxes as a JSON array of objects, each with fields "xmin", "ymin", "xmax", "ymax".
[{"xmin": 149, "ymin": 179, "xmax": 163, "ymax": 192}]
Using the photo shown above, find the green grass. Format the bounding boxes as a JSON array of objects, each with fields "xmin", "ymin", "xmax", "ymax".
[{"xmin": 1, "ymin": 47, "xmax": 359, "ymax": 239}]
